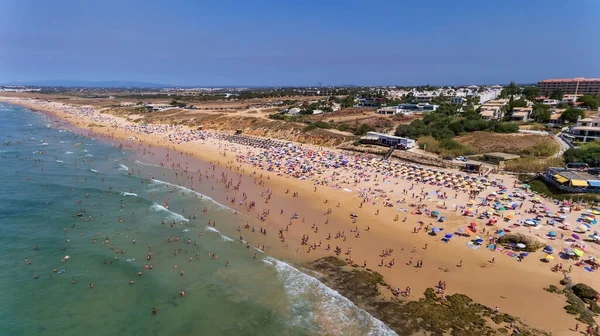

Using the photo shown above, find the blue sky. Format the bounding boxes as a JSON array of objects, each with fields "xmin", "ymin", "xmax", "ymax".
[{"xmin": 1, "ymin": 0, "xmax": 598, "ymax": 86}]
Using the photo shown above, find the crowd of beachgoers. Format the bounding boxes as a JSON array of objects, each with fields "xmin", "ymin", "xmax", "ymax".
[{"xmin": 4, "ymin": 97, "xmax": 600, "ymax": 333}]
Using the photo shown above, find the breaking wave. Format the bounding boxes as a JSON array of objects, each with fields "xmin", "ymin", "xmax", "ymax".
[
  {"xmin": 135, "ymin": 160, "xmax": 160, "ymax": 168},
  {"xmin": 205, "ymin": 226, "xmax": 234, "ymax": 242},
  {"xmin": 150, "ymin": 203, "xmax": 188, "ymax": 222},
  {"xmin": 265, "ymin": 257, "xmax": 396, "ymax": 336},
  {"xmin": 150, "ymin": 179, "xmax": 228, "ymax": 209}
]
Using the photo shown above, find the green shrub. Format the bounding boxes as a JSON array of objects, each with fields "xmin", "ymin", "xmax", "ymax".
[{"xmin": 572, "ymin": 283, "xmax": 599, "ymax": 302}]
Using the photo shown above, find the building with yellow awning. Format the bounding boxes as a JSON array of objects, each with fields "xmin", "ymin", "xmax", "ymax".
[
  {"xmin": 571, "ymin": 180, "xmax": 588, "ymax": 187},
  {"xmin": 543, "ymin": 167, "xmax": 600, "ymax": 194},
  {"xmin": 553, "ymin": 174, "xmax": 568, "ymax": 184}
]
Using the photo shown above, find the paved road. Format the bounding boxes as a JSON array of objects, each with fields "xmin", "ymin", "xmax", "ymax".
[{"xmin": 553, "ymin": 132, "xmax": 571, "ymax": 158}]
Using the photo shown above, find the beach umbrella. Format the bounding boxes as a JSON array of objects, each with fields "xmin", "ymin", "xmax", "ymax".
[
  {"xmin": 545, "ymin": 255, "xmax": 554, "ymax": 260},
  {"xmin": 444, "ymin": 233, "xmax": 453, "ymax": 239},
  {"xmin": 457, "ymin": 227, "xmax": 465, "ymax": 233},
  {"xmin": 432, "ymin": 228, "xmax": 442, "ymax": 233},
  {"xmin": 516, "ymin": 243, "xmax": 526, "ymax": 249},
  {"xmin": 544, "ymin": 246, "xmax": 554, "ymax": 252},
  {"xmin": 548, "ymin": 231, "xmax": 557, "ymax": 237},
  {"xmin": 572, "ymin": 234, "xmax": 580, "ymax": 240},
  {"xmin": 573, "ymin": 249, "xmax": 584, "ymax": 257},
  {"xmin": 519, "ymin": 252, "xmax": 528, "ymax": 257}
]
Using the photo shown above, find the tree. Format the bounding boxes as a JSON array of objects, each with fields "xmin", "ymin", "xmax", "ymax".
[
  {"xmin": 578, "ymin": 95, "xmax": 600, "ymax": 110},
  {"xmin": 508, "ymin": 98, "xmax": 528, "ymax": 111},
  {"xmin": 521, "ymin": 87, "xmax": 540, "ymax": 100},
  {"xmin": 550, "ymin": 88, "xmax": 564, "ymax": 101},
  {"xmin": 563, "ymin": 142, "xmax": 600, "ymax": 167},
  {"xmin": 341, "ymin": 95, "xmax": 356, "ymax": 108},
  {"xmin": 435, "ymin": 103, "xmax": 458, "ymax": 116},
  {"xmin": 560, "ymin": 107, "xmax": 585, "ymax": 123},
  {"xmin": 530, "ymin": 108, "xmax": 551, "ymax": 123},
  {"xmin": 530, "ymin": 103, "xmax": 551, "ymax": 123},
  {"xmin": 500, "ymin": 81, "xmax": 520, "ymax": 98}
]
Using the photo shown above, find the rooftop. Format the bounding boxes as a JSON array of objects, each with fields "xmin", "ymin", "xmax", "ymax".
[
  {"xmin": 549, "ymin": 167, "xmax": 599, "ymax": 181},
  {"xmin": 512, "ymin": 111, "xmax": 529, "ymax": 118},
  {"xmin": 512, "ymin": 107, "xmax": 533, "ymax": 112},
  {"xmin": 540, "ymin": 77, "xmax": 600, "ymax": 83}
]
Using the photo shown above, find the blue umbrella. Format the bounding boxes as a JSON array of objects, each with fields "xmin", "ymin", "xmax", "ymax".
[
  {"xmin": 444, "ymin": 233, "xmax": 453, "ymax": 239},
  {"xmin": 432, "ymin": 228, "xmax": 442, "ymax": 233},
  {"xmin": 548, "ymin": 231, "xmax": 557, "ymax": 237},
  {"xmin": 544, "ymin": 246, "xmax": 554, "ymax": 252}
]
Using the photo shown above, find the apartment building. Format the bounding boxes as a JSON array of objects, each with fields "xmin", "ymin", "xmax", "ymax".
[
  {"xmin": 511, "ymin": 107, "xmax": 533, "ymax": 122},
  {"xmin": 537, "ymin": 77, "xmax": 600, "ymax": 96},
  {"xmin": 479, "ymin": 99, "xmax": 509, "ymax": 120}
]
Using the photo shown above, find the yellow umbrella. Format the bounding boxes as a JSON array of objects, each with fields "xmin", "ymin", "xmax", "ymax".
[{"xmin": 545, "ymin": 255, "xmax": 554, "ymax": 260}]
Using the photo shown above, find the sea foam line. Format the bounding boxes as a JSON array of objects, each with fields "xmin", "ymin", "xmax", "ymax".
[
  {"xmin": 151, "ymin": 179, "xmax": 229, "ymax": 209},
  {"xmin": 135, "ymin": 160, "xmax": 160, "ymax": 168},
  {"xmin": 265, "ymin": 257, "xmax": 397, "ymax": 336},
  {"xmin": 204, "ymin": 226, "xmax": 234, "ymax": 242},
  {"xmin": 150, "ymin": 203, "xmax": 188, "ymax": 222},
  {"xmin": 118, "ymin": 164, "xmax": 129, "ymax": 171},
  {"xmin": 120, "ymin": 192, "xmax": 138, "ymax": 197}
]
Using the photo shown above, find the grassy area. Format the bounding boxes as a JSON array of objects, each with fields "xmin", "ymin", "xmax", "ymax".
[
  {"xmin": 454, "ymin": 132, "xmax": 559, "ymax": 156},
  {"xmin": 504, "ymin": 157, "xmax": 564, "ymax": 173},
  {"xmin": 418, "ymin": 136, "xmax": 473, "ymax": 157}
]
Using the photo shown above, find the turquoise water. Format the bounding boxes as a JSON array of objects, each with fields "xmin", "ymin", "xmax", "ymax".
[{"xmin": 0, "ymin": 103, "xmax": 395, "ymax": 336}]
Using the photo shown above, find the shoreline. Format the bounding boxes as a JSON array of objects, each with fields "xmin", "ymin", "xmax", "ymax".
[{"xmin": 2, "ymin": 96, "xmax": 598, "ymax": 334}]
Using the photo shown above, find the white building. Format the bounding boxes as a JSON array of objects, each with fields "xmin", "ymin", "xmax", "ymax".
[{"xmin": 566, "ymin": 117, "xmax": 600, "ymax": 143}]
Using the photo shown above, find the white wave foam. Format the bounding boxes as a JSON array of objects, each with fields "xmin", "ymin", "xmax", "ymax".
[
  {"xmin": 90, "ymin": 168, "xmax": 98, "ymax": 173},
  {"xmin": 150, "ymin": 203, "xmax": 188, "ymax": 222},
  {"xmin": 135, "ymin": 160, "xmax": 160, "ymax": 168},
  {"xmin": 151, "ymin": 179, "xmax": 228, "ymax": 209},
  {"xmin": 40, "ymin": 142, "xmax": 48, "ymax": 146},
  {"xmin": 265, "ymin": 257, "xmax": 396, "ymax": 336},
  {"xmin": 120, "ymin": 192, "xmax": 137, "ymax": 197},
  {"xmin": 118, "ymin": 164, "xmax": 129, "ymax": 171},
  {"xmin": 84, "ymin": 154, "xmax": 94, "ymax": 157},
  {"xmin": 65, "ymin": 151, "xmax": 74, "ymax": 155},
  {"xmin": 56, "ymin": 160, "xmax": 64, "ymax": 163},
  {"xmin": 204, "ymin": 226, "xmax": 234, "ymax": 242}
]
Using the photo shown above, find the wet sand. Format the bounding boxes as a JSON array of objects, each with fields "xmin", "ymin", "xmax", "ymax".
[{"xmin": 2, "ymin": 96, "xmax": 598, "ymax": 334}]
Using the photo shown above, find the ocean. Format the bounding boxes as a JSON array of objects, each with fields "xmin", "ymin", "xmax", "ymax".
[{"xmin": 0, "ymin": 103, "xmax": 396, "ymax": 336}]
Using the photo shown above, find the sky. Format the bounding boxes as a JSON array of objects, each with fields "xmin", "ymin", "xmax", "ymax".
[{"xmin": 1, "ymin": 0, "xmax": 599, "ymax": 87}]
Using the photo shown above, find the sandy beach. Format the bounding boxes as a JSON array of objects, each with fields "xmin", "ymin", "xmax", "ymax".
[{"xmin": 3, "ymin": 96, "xmax": 599, "ymax": 334}]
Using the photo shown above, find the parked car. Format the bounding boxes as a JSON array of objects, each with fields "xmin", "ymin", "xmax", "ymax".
[{"xmin": 455, "ymin": 156, "xmax": 467, "ymax": 162}]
